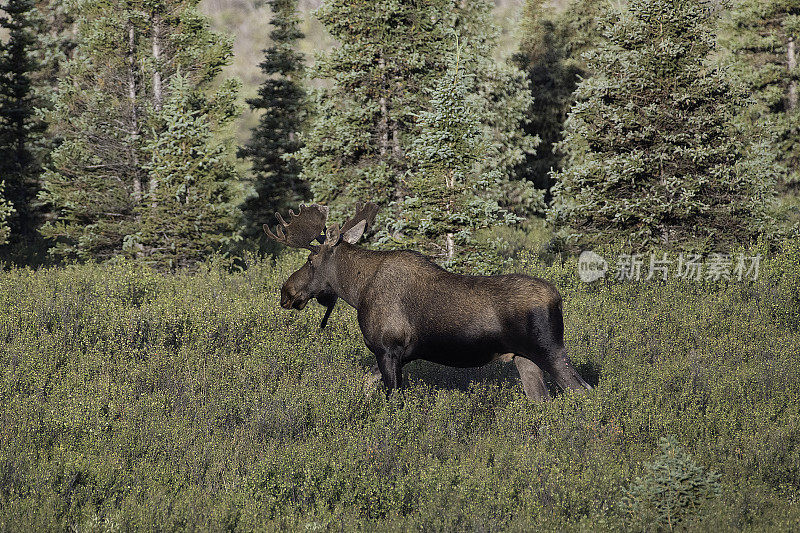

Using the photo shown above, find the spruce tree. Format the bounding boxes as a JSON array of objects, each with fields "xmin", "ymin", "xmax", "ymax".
[
  {"xmin": 40, "ymin": 0, "xmax": 243, "ymax": 267},
  {"xmin": 397, "ymin": 56, "xmax": 518, "ymax": 273},
  {"xmin": 458, "ymin": 2, "xmax": 539, "ymax": 222},
  {"xmin": 33, "ymin": 0, "xmax": 76, "ymax": 105},
  {"xmin": 723, "ymin": 1, "xmax": 800, "ymax": 187},
  {"xmin": 297, "ymin": 0, "xmax": 452, "ymax": 223},
  {"xmin": 621, "ymin": 436, "xmax": 721, "ymax": 530},
  {"xmin": 549, "ymin": 0, "xmax": 778, "ymax": 250},
  {"xmin": 297, "ymin": 0, "xmax": 535, "ymax": 232},
  {"xmin": 0, "ymin": 0, "xmax": 47, "ymax": 257},
  {"xmin": 139, "ymin": 75, "xmax": 242, "ymax": 269},
  {"xmin": 238, "ymin": 0, "xmax": 308, "ymax": 254}
]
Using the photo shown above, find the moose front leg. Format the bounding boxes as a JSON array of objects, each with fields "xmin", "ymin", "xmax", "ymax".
[{"xmin": 375, "ymin": 350, "xmax": 404, "ymax": 395}]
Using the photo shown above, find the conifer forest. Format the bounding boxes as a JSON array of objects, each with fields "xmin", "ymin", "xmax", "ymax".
[{"xmin": 1, "ymin": 0, "xmax": 800, "ymax": 530}]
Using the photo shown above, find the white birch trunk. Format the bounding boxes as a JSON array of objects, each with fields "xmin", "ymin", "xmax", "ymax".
[
  {"xmin": 127, "ymin": 21, "xmax": 141, "ymax": 204},
  {"xmin": 152, "ymin": 13, "xmax": 163, "ymax": 112},
  {"xmin": 150, "ymin": 12, "xmax": 163, "ymax": 209},
  {"xmin": 445, "ymin": 170, "xmax": 454, "ymax": 261},
  {"xmin": 788, "ymin": 37, "xmax": 797, "ymax": 111}
]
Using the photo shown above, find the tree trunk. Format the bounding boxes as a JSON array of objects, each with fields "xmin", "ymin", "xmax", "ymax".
[
  {"xmin": 378, "ymin": 54, "xmax": 389, "ymax": 157},
  {"xmin": 127, "ymin": 18, "xmax": 145, "ymax": 258},
  {"xmin": 379, "ymin": 54, "xmax": 407, "ymax": 210},
  {"xmin": 152, "ymin": 12, "xmax": 163, "ymax": 112},
  {"xmin": 391, "ymin": 121, "xmax": 407, "ymax": 202},
  {"xmin": 788, "ymin": 37, "xmax": 797, "ymax": 111},
  {"xmin": 391, "ymin": 119, "xmax": 402, "ymax": 159},
  {"xmin": 150, "ymin": 11, "xmax": 163, "ymax": 210},
  {"xmin": 445, "ymin": 169, "xmax": 454, "ymax": 261},
  {"xmin": 127, "ymin": 20, "xmax": 141, "ymax": 204},
  {"xmin": 445, "ymin": 232, "xmax": 454, "ymax": 261}
]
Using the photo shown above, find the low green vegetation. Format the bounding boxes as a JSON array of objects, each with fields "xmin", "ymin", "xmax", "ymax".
[{"xmin": 1, "ymin": 240, "xmax": 799, "ymax": 531}]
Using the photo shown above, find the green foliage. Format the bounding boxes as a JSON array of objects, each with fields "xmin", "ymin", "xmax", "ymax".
[
  {"xmin": 1, "ymin": 241, "xmax": 799, "ymax": 530},
  {"xmin": 0, "ymin": 180, "xmax": 13, "ymax": 245},
  {"xmin": 720, "ymin": 0, "xmax": 800, "ymax": 231},
  {"xmin": 394, "ymin": 56, "xmax": 533, "ymax": 273},
  {"xmin": 136, "ymin": 75, "xmax": 244, "ymax": 270},
  {"xmin": 297, "ymin": 0, "xmax": 535, "ymax": 232},
  {"xmin": 39, "ymin": 0, "xmax": 242, "ymax": 268},
  {"xmin": 760, "ymin": 236, "xmax": 800, "ymax": 329},
  {"xmin": 31, "ymin": 0, "xmax": 75, "ymax": 103},
  {"xmin": 549, "ymin": 0, "xmax": 779, "ymax": 250},
  {"xmin": 620, "ymin": 436, "xmax": 721, "ymax": 531},
  {"xmin": 296, "ymin": 0, "xmax": 450, "ymax": 221},
  {"xmin": 722, "ymin": 0, "xmax": 800, "ymax": 190},
  {"xmin": 238, "ymin": 0, "xmax": 309, "ymax": 254}
]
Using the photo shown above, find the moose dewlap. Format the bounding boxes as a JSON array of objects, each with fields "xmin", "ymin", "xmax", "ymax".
[{"xmin": 264, "ymin": 202, "xmax": 592, "ymax": 400}]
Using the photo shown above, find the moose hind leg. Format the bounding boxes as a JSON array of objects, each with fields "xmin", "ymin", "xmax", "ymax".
[
  {"xmin": 527, "ymin": 305, "xmax": 592, "ymax": 393},
  {"xmin": 514, "ymin": 356, "xmax": 550, "ymax": 400},
  {"xmin": 544, "ymin": 347, "xmax": 592, "ymax": 392}
]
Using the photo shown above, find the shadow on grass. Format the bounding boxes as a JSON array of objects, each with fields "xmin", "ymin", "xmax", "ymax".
[
  {"xmin": 402, "ymin": 359, "xmax": 521, "ymax": 392},
  {"xmin": 359, "ymin": 357, "xmax": 600, "ymax": 397},
  {"xmin": 576, "ymin": 359, "xmax": 602, "ymax": 389}
]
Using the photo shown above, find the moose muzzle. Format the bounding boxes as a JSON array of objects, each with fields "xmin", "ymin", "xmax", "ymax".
[{"xmin": 280, "ymin": 287, "xmax": 309, "ymax": 310}]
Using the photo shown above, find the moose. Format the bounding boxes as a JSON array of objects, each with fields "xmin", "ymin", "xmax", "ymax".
[{"xmin": 264, "ymin": 203, "xmax": 592, "ymax": 400}]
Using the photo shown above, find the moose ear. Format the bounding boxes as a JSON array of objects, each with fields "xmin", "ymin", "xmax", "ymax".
[
  {"xmin": 342, "ymin": 219, "xmax": 367, "ymax": 244},
  {"xmin": 325, "ymin": 224, "xmax": 341, "ymax": 246}
]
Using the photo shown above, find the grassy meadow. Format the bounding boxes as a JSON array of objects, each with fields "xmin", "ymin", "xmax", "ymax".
[{"xmin": 1, "ymin": 240, "xmax": 800, "ymax": 531}]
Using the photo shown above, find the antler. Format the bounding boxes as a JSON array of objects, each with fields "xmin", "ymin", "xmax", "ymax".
[
  {"xmin": 263, "ymin": 204, "xmax": 329, "ymax": 250},
  {"xmin": 341, "ymin": 202, "xmax": 379, "ymax": 234}
]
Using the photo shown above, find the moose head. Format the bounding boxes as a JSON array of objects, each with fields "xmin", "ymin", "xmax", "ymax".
[{"xmin": 263, "ymin": 202, "xmax": 379, "ymax": 327}]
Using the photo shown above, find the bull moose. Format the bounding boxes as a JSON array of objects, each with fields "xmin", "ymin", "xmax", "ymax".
[{"xmin": 264, "ymin": 202, "xmax": 592, "ymax": 400}]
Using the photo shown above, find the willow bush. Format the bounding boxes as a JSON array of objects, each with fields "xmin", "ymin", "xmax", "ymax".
[{"xmin": 0, "ymin": 244, "xmax": 799, "ymax": 531}]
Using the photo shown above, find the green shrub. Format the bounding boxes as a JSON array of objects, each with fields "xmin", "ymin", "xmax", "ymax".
[{"xmin": 0, "ymin": 246, "xmax": 799, "ymax": 531}]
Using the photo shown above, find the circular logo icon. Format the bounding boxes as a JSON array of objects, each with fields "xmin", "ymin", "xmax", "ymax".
[{"xmin": 578, "ymin": 250, "xmax": 608, "ymax": 282}]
